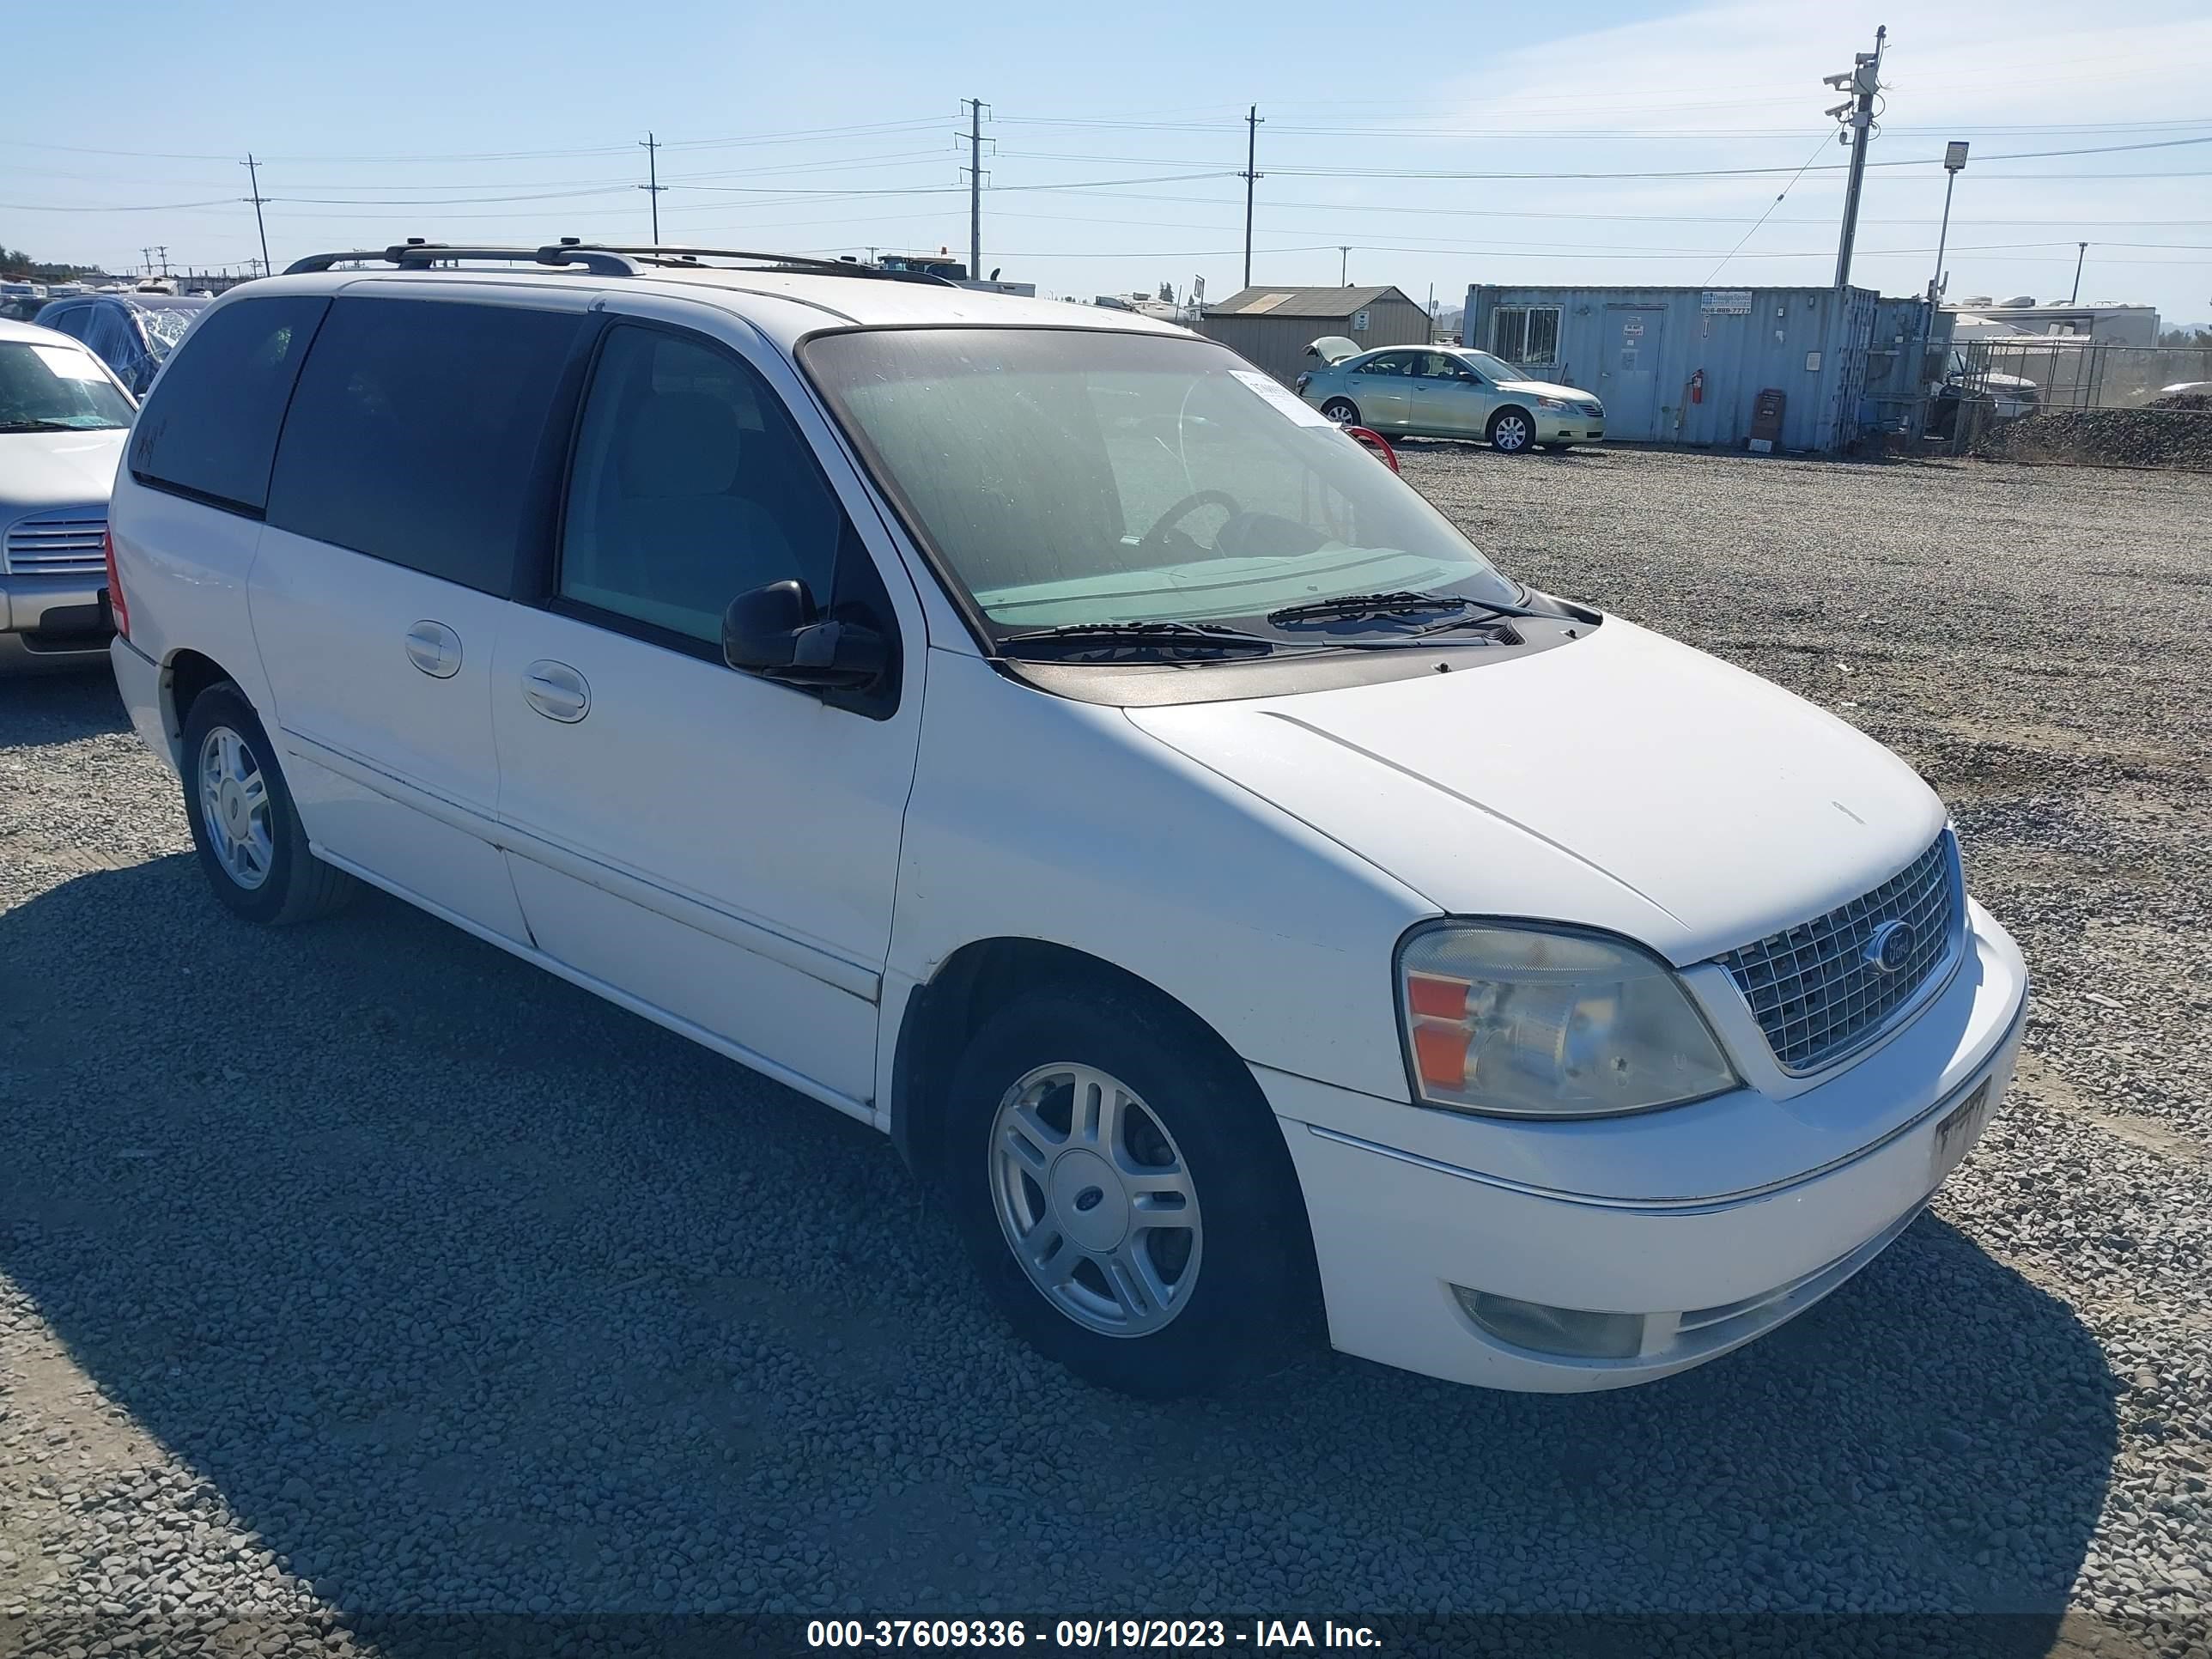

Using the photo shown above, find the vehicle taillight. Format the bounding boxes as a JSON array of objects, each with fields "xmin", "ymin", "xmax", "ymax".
[
  {"xmin": 1294, "ymin": 374, "xmax": 1310, "ymax": 392},
  {"xmin": 103, "ymin": 528, "xmax": 129, "ymax": 639}
]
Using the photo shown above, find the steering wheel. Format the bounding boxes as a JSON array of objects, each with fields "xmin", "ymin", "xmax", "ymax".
[{"xmin": 1138, "ymin": 489, "xmax": 1243, "ymax": 557}]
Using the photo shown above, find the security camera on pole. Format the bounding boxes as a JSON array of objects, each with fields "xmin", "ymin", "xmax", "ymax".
[{"xmin": 1824, "ymin": 25, "xmax": 1887, "ymax": 291}]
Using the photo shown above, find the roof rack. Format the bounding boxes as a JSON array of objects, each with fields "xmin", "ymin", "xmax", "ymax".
[
  {"xmin": 284, "ymin": 240, "xmax": 638, "ymax": 276},
  {"xmin": 580, "ymin": 244, "xmax": 958, "ymax": 285},
  {"xmin": 283, "ymin": 239, "xmax": 957, "ymax": 285}
]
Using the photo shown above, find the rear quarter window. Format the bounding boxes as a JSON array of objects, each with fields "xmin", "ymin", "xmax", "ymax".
[
  {"xmin": 264, "ymin": 297, "xmax": 585, "ymax": 597},
  {"xmin": 128, "ymin": 296, "xmax": 330, "ymax": 512}
]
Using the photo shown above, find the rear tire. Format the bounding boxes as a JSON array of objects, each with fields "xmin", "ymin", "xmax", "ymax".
[
  {"xmin": 1320, "ymin": 398, "xmax": 1360, "ymax": 426},
  {"xmin": 179, "ymin": 682, "xmax": 357, "ymax": 926},
  {"xmin": 939, "ymin": 984, "xmax": 1318, "ymax": 1397},
  {"xmin": 1489, "ymin": 408, "xmax": 1534, "ymax": 454}
]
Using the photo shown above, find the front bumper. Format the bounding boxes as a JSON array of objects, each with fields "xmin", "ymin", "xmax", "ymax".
[
  {"xmin": 0, "ymin": 572, "xmax": 111, "ymax": 671},
  {"xmin": 1261, "ymin": 902, "xmax": 2028, "ymax": 1391},
  {"xmin": 1535, "ymin": 408, "xmax": 1604, "ymax": 444}
]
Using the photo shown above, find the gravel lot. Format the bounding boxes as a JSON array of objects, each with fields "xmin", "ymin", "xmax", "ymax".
[{"xmin": 3, "ymin": 447, "xmax": 2209, "ymax": 1657}]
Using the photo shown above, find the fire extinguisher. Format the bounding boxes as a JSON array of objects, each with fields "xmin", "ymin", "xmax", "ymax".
[{"xmin": 1689, "ymin": 368, "xmax": 1705, "ymax": 405}]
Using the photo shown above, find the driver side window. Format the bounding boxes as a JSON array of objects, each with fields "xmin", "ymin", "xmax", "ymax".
[
  {"xmin": 559, "ymin": 325, "xmax": 846, "ymax": 646},
  {"xmin": 1418, "ymin": 352, "xmax": 1476, "ymax": 383}
]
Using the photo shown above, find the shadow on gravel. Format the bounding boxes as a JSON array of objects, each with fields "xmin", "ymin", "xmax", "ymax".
[
  {"xmin": 0, "ymin": 663, "xmax": 129, "ymax": 744},
  {"xmin": 0, "ymin": 857, "xmax": 2119, "ymax": 1654}
]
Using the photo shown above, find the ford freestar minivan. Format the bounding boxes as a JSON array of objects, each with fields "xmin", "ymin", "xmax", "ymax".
[{"xmin": 106, "ymin": 244, "xmax": 2027, "ymax": 1398}]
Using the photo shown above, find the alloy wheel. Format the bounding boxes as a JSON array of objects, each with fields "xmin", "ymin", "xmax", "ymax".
[
  {"xmin": 197, "ymin": 725, "xmax": 275, "ymax": 890},
  {"xmin": 988, "ymin": 1061, "xmax": 1203, "ymax": 1338}
]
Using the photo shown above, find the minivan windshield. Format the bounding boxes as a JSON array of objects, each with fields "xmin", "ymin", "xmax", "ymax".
[
  {"xmin": 0, "ymin": 340, "xmax": 133, "ymax": 430},
  {"xmin": 804, "ymin": 328, "xmax": 1521, "ymax": 646}
]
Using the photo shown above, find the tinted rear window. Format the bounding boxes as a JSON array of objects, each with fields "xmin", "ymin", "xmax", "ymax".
[
  {"xmin": 265, "ymin": 297, "xmax": 584, "ymax": 596},
  {"xmin": 128, "ymin": 296, "xmax": 328, "ymax": 512}
]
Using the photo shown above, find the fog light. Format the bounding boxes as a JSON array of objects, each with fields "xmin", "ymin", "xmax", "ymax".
[{"xmin": 1454, "ymin": 1286, "xmax": 1645, "ymax": 1359}]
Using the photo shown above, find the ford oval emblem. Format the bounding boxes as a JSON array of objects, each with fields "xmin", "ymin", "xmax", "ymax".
[{"xmin": 1866, "ymin": 919, "xmax": 1917, "ymax": 975}]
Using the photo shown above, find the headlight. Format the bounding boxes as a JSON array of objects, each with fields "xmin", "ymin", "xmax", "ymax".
[
  {"xmin": 1397, "ymin": 923, "xmax": 1738, "ymax": 1117},
  {"xmin": 1534, "ymin": 396, "xmax": 1570, "ymax": 411}
]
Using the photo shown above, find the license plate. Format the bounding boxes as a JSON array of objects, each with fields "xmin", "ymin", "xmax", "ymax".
[{"xmin": 1929, "ymin": 1080, "xmax": 1994, "ymax": 1185}]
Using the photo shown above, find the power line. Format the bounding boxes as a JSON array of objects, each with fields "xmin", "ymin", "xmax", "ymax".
[{"xmin": 1705, "ymin": 135, "xmax": 1838, "ymax": 284}]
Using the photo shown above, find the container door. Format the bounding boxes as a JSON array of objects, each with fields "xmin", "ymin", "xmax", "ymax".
[{"xmin": 1601, "ymin": 307, "xmax": 1664, "ymax": 440}]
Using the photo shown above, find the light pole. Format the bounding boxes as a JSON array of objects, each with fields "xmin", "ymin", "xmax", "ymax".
[{"xmin": 1913, "ymin": 140, "xmax": 1969, "ymax": 440}]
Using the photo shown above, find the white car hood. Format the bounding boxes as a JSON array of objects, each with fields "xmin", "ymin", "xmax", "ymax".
[
  {"xmin": 1, "ymin": 428, "xmax": 128, "ymax": 517},
  {"xmin": 1126, "ymin": 617, "xmax": 1945, "ymax": 965},
  {"xmin": 1497, "ymin": 378, "xmax": 1599, "ymax": 403}
]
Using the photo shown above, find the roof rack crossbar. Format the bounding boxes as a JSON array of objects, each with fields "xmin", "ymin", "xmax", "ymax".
[{"xmin": 283, "ymin": 242, "xmax": 640, "ymax": 277}]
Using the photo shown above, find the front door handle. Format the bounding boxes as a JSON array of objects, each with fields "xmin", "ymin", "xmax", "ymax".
[
  {"xmin": 404, "ymin": 619, "xmax": 462, "ymax": 678},
  {"xmin": 522, "ymin": 659, "xmax": 590, "ymax": 723}
]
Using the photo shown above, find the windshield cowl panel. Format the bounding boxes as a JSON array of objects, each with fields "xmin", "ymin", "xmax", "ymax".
[{"xmin": 800, "ymin": 327, "xmax": 1521, "ymax": 658}]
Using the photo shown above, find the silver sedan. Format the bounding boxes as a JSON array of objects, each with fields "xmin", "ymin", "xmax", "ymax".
[{"xmin": 1295, "ymin": 343, "xmax": 1605, "ymax": 453}]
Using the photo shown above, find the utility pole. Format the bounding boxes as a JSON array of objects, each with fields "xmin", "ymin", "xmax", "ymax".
[
  {"xmin": 154, "ymin": 246, "xmax": 171, "ymax": 278},
  {"xmin": 639, "ymin": 133, "xmax": 665, "ymax": 243},
  {"xmin": 240, "ymin": 154, "xmax": 271, "ymax": 278},
  {"xmin": 1823, "ymin": 24, "xmax": 1886, "ymax": 289},
  {"xmin": 1338, "ymin": 246, "xmax": 1351, "ymax": 284},
  {"xmin": 1241, "ymin": 106, "xmax": 1263, "ymax": 290},
  {"xmin": 2069, "ymin": 242, "xmax": 2087, "ymax": 304},
  {"xmin": 961, "ymin": 99, "xmax": 988, "ymax": 283},
  {"xmin": 141, "ymin": 247, "xmax": 154, "ymax": 278}
]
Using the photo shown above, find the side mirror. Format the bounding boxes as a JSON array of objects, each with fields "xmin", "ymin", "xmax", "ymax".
[{"xmin": 722, "ymin": 579, "xmax": 889, "ymax": 690}]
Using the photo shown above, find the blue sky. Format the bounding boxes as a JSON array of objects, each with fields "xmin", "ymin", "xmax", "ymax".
[{"xmin": 7, "ymin": 0, "xmax": 2209, "ymax": 322}]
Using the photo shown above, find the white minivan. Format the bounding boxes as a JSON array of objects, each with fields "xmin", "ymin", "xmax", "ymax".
[{"xmin": 107, "ymin": 245, "xmax": 2027, "ymax": 1397}]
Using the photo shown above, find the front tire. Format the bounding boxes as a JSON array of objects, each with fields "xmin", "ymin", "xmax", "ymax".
[
  {"xmin": 180, "ymin": 682, "xmax": 357, "ymax": 926},
  {"xmin": 1319, "ymin": 398, "xmax": 1361, "ymax": 426},
  {"xmin": 1489, "ymin": 408, "xmax": 1534, "ymax": 454},
  {"xmin": 940, "ymin": 985, "xmax": 1318, "ymax": 1397}
]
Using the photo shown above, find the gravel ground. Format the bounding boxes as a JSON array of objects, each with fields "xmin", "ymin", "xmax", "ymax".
[{"xmin": 3, "ymin": 446, "xmax": 2209, "ymax": 1658}]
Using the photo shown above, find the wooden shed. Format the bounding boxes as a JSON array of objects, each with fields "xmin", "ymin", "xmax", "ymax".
[{"xmin": 1195, "ymin": 285, "xmax": 1431, "ymax": 386}]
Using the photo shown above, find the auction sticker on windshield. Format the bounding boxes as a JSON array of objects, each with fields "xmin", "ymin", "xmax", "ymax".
[
  {"xmin": 33, "ymin": 345, "xmax": 107, "ymax": 380},
  {"xmin": 1230, "ymin": 368, "xmax": 1334, "ymax": 427}
]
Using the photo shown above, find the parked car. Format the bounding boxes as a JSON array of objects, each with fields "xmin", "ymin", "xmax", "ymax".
[
  {"xmin": 1928, "ymin": 347, "xmax": 2040, "ymax": 439},
  {"xmin": 0, "ymin": 282, "xmax": 50, "ymax": 324},
  {"xmin": 1297, "ymin": 340, "xmax": 1606, "ymax": 453},
  {"xmin": 34, "ymin": 291, "xmax": 210, "ymax": 396},
  {"xmin": 106, "ymin": 249, "xmax": 2027, "ymax": 1397},
  {"xmin": 0, "ymin": 319, "xmax": 136, "ymax": 672}
]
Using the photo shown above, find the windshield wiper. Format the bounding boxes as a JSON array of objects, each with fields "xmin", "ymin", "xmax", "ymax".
[
  {"xmin": 1267, "ymin": 590, "xmax": 1523, "ymax": 627},
  {"xmin": 997, "ymin": 620, "xmax": 1276, "ymax": 659},
  {"xmin": 0, "ymin": 419, "xmax": 96, "ymax": 434}
]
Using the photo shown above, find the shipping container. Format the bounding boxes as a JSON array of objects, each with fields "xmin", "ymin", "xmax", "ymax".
[{"xmin": 1463, "ymin": 283, "xmax": 1931, "ymax": 453}]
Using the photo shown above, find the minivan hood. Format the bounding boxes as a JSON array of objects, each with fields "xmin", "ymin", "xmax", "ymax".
[
  {"xmin": 0, "ymin": 428, "xmax": 128, "ymax": 516},
  {"xmin": 1126, "ymin": 618, "xmax": 1945, "ymax": 966}
]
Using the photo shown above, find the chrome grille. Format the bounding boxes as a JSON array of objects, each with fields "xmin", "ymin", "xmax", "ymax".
[
  {"xmin": 1716, "ymin": 833, "xmax": 1960, "ymax": 1074},
  {"xmin": 4, "ymin": 511, "xmax": 107, "ymax": 576}
]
